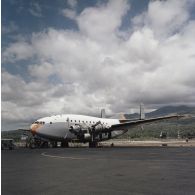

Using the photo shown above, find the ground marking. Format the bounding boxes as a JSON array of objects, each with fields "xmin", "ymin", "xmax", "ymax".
[{"xmin": 41, "ymin": 152, "xmax": 88, "ymax": 160}]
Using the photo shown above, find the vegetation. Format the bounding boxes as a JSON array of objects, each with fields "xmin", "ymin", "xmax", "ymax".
[
  {"xmin": 121, "ymin": 105, "xmax": 195, "ymax": 139},
  {"xmin": 1, "ymin": 130, "xmax": 31, "ymax": 142},
  {"xmin": 119, "ymin": 122, "xmax": 195, "ymax": 139}
]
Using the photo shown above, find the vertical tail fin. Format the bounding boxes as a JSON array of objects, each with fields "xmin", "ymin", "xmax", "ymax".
[
  {"xmin": 101, "ymin": 109, "xmax": 106, "ymax": 118},
  {"xmin": 140, "ymin": 103, "xmax": 145, "ymax": 120},
  {"xmin": 119, "ymin": 113, "xmax": 127, "ymax": 120}
]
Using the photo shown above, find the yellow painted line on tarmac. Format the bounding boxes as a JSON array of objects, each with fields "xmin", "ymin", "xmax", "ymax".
[{"xmin": 41, "ymin": 152, "xmax": 88, "ymax": 160}]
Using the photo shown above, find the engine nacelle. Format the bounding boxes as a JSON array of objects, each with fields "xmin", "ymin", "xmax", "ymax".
[
  {"xmin": 94, "ymin": 124, "xmax": 108, "ymax": 132},
  {"xmin": 69, "ymin": 125, "xmax": 81, "ymax": 134},
  {"xmin": 84, "ymin": 133, "xmax": 91, "ymax": 140}
]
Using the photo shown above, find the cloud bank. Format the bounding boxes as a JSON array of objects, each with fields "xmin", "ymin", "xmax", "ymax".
[{"xmin": 2, "ymin": 0, "xmax": 195, "ymax": 130}]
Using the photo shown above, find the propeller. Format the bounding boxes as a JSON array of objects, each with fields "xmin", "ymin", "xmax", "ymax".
[{"xmin": 90, "ymin": 121, "xmax": 101, "ymax": 142}]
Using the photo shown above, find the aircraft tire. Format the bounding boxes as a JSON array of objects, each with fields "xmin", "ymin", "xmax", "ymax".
[
  {"xmin": 89, "ymin": 141, "xmax": 98, "ymax": 148},
  {"xmin": 41, "ymin": 141, "xmax": 49, "ymax": 148},
  {"xmin": 29, "ymin": 142, "xmax": 36, "ymax": 149},
  {"xmin": 61, "ymin": 141, "xmax": 69, "ymax": 148},
  {"xmin": 51, "ymin": 141, "xmax": 58, "ymax": 148}
]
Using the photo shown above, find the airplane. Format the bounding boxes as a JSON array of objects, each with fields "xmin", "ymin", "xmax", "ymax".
[{"xmin": 23, "ymin": 105, "xmax": 185, "ymax": 148}]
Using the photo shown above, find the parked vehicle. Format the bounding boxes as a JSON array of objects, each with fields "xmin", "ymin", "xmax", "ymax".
[{"xmin": 1, "ymin": 139, "xmax": 15, "ymax": 150}]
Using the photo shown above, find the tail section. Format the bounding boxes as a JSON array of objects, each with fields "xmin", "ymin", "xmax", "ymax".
[
  {"xmin": 119, "ymin": 113, "xmax": 127, "ymax": 120},
  {"xmin": 140, "ymin": 103, "xmax": 145, "ymax": 120},
  {"xmin": 100, "ymin": 109, "xmax": 106, "ymax": 118},
  {"xmin": 118, "ymin": 104, "xmax": 145, "ymax": 123}
]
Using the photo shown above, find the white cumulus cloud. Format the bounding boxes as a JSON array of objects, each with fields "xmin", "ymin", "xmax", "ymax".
[{"xmin": 2, "ymin": 0, "xmax": 195, "ymax": 130}]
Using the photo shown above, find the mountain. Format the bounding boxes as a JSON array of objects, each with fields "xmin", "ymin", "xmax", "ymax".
[
  {"xmin": 125, "ymin": 105, "xmax": 195, "ymax": 119},
  {"xmin": 147, "ymin": 105, "xmax": 195, "ymax": 117},
  {"xmin": 122, "ymin": 105, "xmax": 195, "ymax": 139}
]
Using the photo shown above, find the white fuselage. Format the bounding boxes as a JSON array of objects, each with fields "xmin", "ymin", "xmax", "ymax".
[{"xmin": 30, "ymin": 114, "xmax": 126, "ymax": 142}]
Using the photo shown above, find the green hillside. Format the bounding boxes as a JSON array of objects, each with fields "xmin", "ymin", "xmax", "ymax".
[
  {"xmin": 119, "ymin": 122, "xmax": 195, "ymax": 139},
  {"xmin": 1, "ymin": 130, "xmax": 31, "ymax": 142},
  {"xmin": 122, "ymin": 105, "xmax": 195, "ymax": 139}
]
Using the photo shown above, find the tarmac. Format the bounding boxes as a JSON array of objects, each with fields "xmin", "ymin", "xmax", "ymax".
[
  {"xmin": 101, "ymin": 139, "xmax": 195, "ymax": 147},
  {"xmin": 2, "ymin": 147, "xmax": 195, "ymax": 195}
]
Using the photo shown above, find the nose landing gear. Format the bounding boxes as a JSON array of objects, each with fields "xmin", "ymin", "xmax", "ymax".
[
  {"xmin": 28, "ymin": 137, "xmax": 48, "ymax": 149},
  {"xmin": 28, "ymin": 137, "xmax": 40, "ymax": 149}
]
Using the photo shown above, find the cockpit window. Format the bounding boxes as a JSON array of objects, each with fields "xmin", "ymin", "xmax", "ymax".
[{"xmin": 33, "ymin": 121, "xmax": 45, "ymax": 125}]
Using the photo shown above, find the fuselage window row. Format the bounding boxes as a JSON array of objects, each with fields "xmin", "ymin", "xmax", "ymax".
[{"xmin": 67, "ymin": 119, "xmax": 108, "ymax": 126}]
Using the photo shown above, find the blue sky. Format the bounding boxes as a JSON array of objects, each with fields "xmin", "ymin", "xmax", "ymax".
[
  {"xmin": 2, "ymin": 0, "xmax": 149, "ymax": 32},
  {"xmin": 2, "ymin": 0, "xmax": 149, "ymax": 78},
  {"xmin": 2, "ymin": 0, "xmax": 195, "ymax": 130}
]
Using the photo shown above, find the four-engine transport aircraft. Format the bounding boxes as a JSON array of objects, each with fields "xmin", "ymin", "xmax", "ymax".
[{"xmin": 24, "ymin": 106, "xmax": 185, "ymax": 148}]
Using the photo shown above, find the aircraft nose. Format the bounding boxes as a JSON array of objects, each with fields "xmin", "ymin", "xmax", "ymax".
[{"xmin": 30, "ymin": 124, "xmax": 39, "ymax": 135}]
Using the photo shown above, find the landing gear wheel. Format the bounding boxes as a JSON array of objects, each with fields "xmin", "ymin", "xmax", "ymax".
[
  {"xmin": 52, "ymin": 141, "xmax": 58, "ymax": 148},
  {"xmin": 29, "ymin": 137, "xmax": 43, "ymax": 149},
  {"xmin": 29, "ymin": 141, "xmax": 36, "ymax": 149},
  {"xmin": 89, "ymin": 141, "xmax": 98, "ymax": 148},
  {"xmin": 29, "ymin": 138, "xmax": 36, "ymax": 149},
  {"xmin": 61, "ymin": 141, "xmax": 69, "ymax": 148},
  {"xmin": 41, "ymin": 141, "xmax": 49, "ymax": 148}
]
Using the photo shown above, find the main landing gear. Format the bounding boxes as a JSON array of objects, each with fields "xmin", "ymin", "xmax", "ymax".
[
  {"xmin": 61, "ymin": 141, "xmax": 69, "ymax": 148},
  {"xmin": 29, "ymin": 139, "xmax": 70, "ymax": 149},
  {"xmin": 50, "ymin": 141, "xmax": 69, "ymax": 148},
  {"xmin": 89, "ymin": 141, "xmax": 98, "ymax": 148},
  {"xmin": 29, "ymin": 138, "xmax": 44, "ymax": 149}
]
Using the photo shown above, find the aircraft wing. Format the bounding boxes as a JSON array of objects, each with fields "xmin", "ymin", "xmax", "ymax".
[{"xmin": 110, "ymin": 115, "xmax": 185, "ymax": 131}]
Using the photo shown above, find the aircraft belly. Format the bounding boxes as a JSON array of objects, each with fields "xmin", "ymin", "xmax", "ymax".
[{"xmin": 37, "ymin": 122, "xmax": 68, "ymax": 140}]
